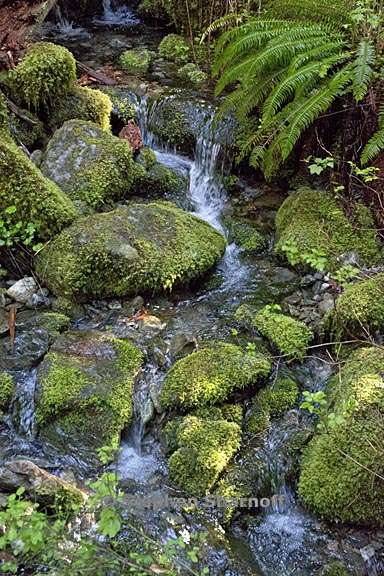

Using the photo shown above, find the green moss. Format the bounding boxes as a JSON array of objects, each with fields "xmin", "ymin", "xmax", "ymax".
[
  {"xmin": 38, "ymin": 312, "xmax": 71, "ymax": 338},
  {"xmin": 0, "ymin": 91, "xmax": 8, "ymax": 132},
  {"xmin": 50, "ymin": 86, "xmax": 112, "ymax": 131},
  {"xmin": 228, "ymin": 220, "xmax": 266, "ymax": 254},
  {"xmin": 138, "ymin": 0, "xmax": 166, "ymax": 19},
  {"xmin": 158, "ymin": 34, "xmax": 190, "ymax": 63},
  {"xmin": 100, "ymin": 88, "xmax": 137, "ymax": 124},
  {"xmin": 168, "ymin": 415, "xmax": 242, "ymax": 495},
  {"xmin": 8, "ymin": 108, "xmax": 44, "ymax": 149},
  {"xmin": 41, "ymin": 120, "xmax": 137, "ymax": 209},
  {"xmin": 275, "ymin": 187, "xmax": 382, "ymax": 270},
  {"xmin": 134, "ymin": 161, "xmax": 184, "ymax": 196},
  {"xmin": 36, "ymin": 333, "xmax": 143, "ymax": 451},
  {"xmin": 8, "ymin": 43, "xmax": 76, "ymax": 112},
  {"xmin": 119, "ymin": 48, "xmax": 153, "ymax": 74},
  {"xmin": 136, "ymin": 147, "xmax": 157, "ymax": 169},
  {"xmin": 36, "ymin": 201, "xmax": 226, "ymax": 300},
  {"xmin": 326, "ymin": 272, "xmax": 384, "ymax": 338},
  {"xmin": 298, "ymin": 347, "xmax": 384, "ymax": 526},
  {"xmin": 246, "ymin": 378, "xmax": 299, "ymax": 434},
  {"xmin": 178, "ymin": 63, "xmax": 208, "ymax": 85},
  {"xmin": 321, "ymin": 562, "xmax": 351, "ymax": 576},
  {"xmin": 253, "ymin": 305, "xmax": 312, "ymax": 360},
  {"xmin": 160, "ymin": 342, "xmax": 271, "ymax": 411},
  {"xmin": 193, "ymin": 404, "xmax": 244, "ymax": 426},
  {"xmin": 0, "ymin": 373, "xmax": 13, "ymax": 410},
  {"xmin": 0, "ymin": 138, "xmax": 78, "ymax": 241}
]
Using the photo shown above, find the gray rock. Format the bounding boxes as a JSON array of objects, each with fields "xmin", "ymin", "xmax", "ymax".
[
  {"xmin": 318, "ymin": 294, "xmax": 335, "ymax": 316},
  {"xmin": 7, "ymin": 277, "xmax": 38, "ymax": 303}
]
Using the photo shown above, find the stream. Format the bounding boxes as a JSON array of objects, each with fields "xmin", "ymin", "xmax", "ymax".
[{"xmin": 1, "ymin": 2, "xmax": 384, "ymax": 574}]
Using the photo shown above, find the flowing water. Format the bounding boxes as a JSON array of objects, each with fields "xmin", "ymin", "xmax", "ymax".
[{"xmin": 6, "ymin": 3, "xmax": 382, "ymax": 573}]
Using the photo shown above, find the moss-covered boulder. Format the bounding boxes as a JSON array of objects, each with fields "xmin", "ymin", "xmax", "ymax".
[
  {"xmin": 40, "ymin": 120, "xmax": 138, "ymax": 210},
  {"xmin": 0, "ymin": 373, "xmax": 13, "ymax": 410},
  {"xmin": 119, "ymin": 48, "xmax": 153, "ymax": 74},
  {"xmin": 168, "ymin": 415, "xmax": 241, "ymax": 495},
  {"xmin": 246, "ymin": 377, "xmax": 299, "ymax": 434},
  {"xmin": 36, "ymin": 201, "xmax": 226, "ymax": 300},
  {"xmin": 8, "ymin": 43, "xmax": 76, "ymax": 112},
  {"xmin": 178, "ymin": 63, "xmax": 208, "ymax": 86},
  {"xmin": 0, "ymin": 138, "xmax": 78, "ymax": 241},
  {"xmin": 49, "ymin": 86, "xmax": 112, "ymax": 131},
  {"xmin": 253, "ymin": 305, "xmax": 313, "ymax": 360},
  {"xmin": 160, "ymin": 342, "xmax": 271, "ymax": 411},
  {"xmin": 158, "ymin": 34, "xmax": 191, "ymax": 63},
  {"xmin": 228, "ymin": 219, "xmax": 266, "ymax": 254},
  {"xmin": 275, "ymin": 187, "xmax": 382, "ymax": 271},
  {"xmin": 36, "ymin": 331, "xmax": 143, "ymax": 458},
  {"xmin": 134, "ymin": 160, "xmax": 186, "ymax": 196},
  {"xmin": 100, "ymin": 87, "xmax": 137, "ymax": 125},
  {"xmin": 298, "ymin": 347, "xmax": 384, "ymax": 526},
  {"xmin": 326, "ymin": 273, "xmax": 384, "ymax": 338}
]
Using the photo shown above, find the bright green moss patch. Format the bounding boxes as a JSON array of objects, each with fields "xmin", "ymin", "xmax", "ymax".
[
  {"xmin": 168, "ymin": 415, "xmax": 242, "ymax": 495},
  {"xmin": 160, "ymin": 342, "xmax": 271, "ymax": 411},
  {"xmin": 36, "ymin": 331, "xmax": 143, "ymax": 452},
  {"xmin": 136, "ymin": 147, "xmax": 157, "ymax": 169},
  {"xmin": 100, "ymin": 88, "xmax": 137, "ymax": 124},
  {"xmin": 228, "ymin": 219, "xmax": 266, "ymax": 254},
  {"xmin": 40, "ymin": 120, "xmax": 137, "ymax": 209},
  {"xmin": 0, "ymin": 138, "xmax": 78, "ymax": 241},
  {"xmin": 298, "ymin": 347, "xmax": 384, "ymax": 526},
  {"xmin": 253, "ymin": 305, "xmax": 313, "ymax": 360},
  {"xmin": 326, "ymin": 272, "xmax": 384, "ymax": 338},
  {"xmin": 49, "ymin": 86, "xmax": 112, "ymax": 131},
  {"xmin": 246, "ymin": 378, "xmax": 299, "ymax": 434},
  {"xmin": 36, "ymin": 201, "xmax": 226, "ymax": 300},
  {"xmin": 0, "ymin": 373, "xmax": 13, "ymax": 410},
  {"xmin": 134, "ymin": 161, "xmax": 185, "ymax": 196},
  {"xmin": 158, "ymin": 34, "xmax": 190, "ymax": 63},
  {"xmin": 178, "ymin": 63, "xmax": 208, "ymax": 86},
  {"xmin": 275, "ymin": 187, "xmax": 382, "ymax": 270},
  {"xmin": 8, "ymin": 43, "xmax": 76, "ymax": 112},
  {"xmin": 119, "ymin": 48, "xmax": 153, "ymax": 74}
]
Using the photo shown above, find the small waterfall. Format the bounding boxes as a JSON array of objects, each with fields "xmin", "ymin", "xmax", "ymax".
[
  {"xmin": 11, "ymin": 369, "xmax": 37, "ymax": 438},
  {"xmin": 96, "ymin": 0, "xmax": 140, "ymax": 26}
]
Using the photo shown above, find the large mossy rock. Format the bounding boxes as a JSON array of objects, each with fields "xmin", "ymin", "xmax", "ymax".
[
  {"xmin": 168, "ymin": 415, "xmax": 242, "ymax": 496},
  {"xmin": 326, "ymin": 272, "xmax": 384, "ymax": 338},
  {"xmin": 8, "ymin": 42, "xmax": 76, "ymax": 112},
  {"xmin": 0, "ymin": 138, "xmax": 78, "ymax": 240},
  {"xmin": 275, "ymin": 187, "xmax": 382, "ymax": 270},
  {"xmin": 160, "ymin": 342, "xmax": 272, "ymax": 411},
  {"xmin": 298, "ymin": 347, "xmax": 384, "ymax": 526},
  {"xmin": 35, "ymin": 201, "xmax": 226, "ymax": 300},
  {"xmin": 49, "ymin": 86, "xmax": 112, "ymax": 132},
  {"xmin": 40, "ymin": 120, "xmax": 138, "ymax": 210},
  {"xmin": 36, "ymin": 331, "xmax": 143, "ymax": 460}
]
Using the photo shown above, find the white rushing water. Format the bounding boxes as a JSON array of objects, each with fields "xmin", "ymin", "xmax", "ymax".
[
  {"xmin": 12, "ymin": 369, "xmax": 37, "ymax": 438},
  {"xmin": 95, "ymin": 0, "xmax": 140, "ymax": 25}
]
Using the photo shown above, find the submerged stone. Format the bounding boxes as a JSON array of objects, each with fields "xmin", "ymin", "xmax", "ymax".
[
  {"xmin": 35, "ymin": 201, "xmax": 226, "ymax": 301},
  {"xmin": 36, "ymin": 331, "xmax": 143, "ymax": 461},
  {"xmin": 40, "ymin": 120, "xmax": 139, "ymax": 210},
  {"xmin": 299, "ymin": 347, "xmax": 384, "ymax": 526}
]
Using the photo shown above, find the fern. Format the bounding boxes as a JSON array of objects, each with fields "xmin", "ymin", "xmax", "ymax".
[
  {"xmin": 361, "ymin": 105, "xmax": 384, "ymax": 165},
  {"xmin": 213, "ymin": 0, "xmax": 381, "ymax": 178}
]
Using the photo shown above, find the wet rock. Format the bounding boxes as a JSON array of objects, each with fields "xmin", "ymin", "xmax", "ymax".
[
  {"xmin": 6, "ymin": 277, "xmax": 38, "ymax": 304},
  {"xmin": 318, "ymin": 294, "xmax": 335, "ymax": 316},
  {"xmin": 0, "ymin": 459, "xmax": 86, "ymax": 510}
]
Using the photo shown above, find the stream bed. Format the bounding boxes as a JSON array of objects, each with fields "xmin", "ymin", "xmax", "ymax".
[{"xmin": 1, "ymin": 2, "xmax": 384, "ymax": 574}]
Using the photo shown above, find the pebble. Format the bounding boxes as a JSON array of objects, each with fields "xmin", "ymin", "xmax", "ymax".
[{"xmin": 7, "ymin": 277, "xmax": 38, "ymax": 304}]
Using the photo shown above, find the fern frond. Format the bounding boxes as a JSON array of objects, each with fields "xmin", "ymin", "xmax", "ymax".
[
  {"xmin": 201, "ymin": 12, "xmax": 247, "ymax": 43},
  {"xmin": 351, "ymin": 38, "xmax": 375, "ymax": 102},
  {"xmin": 361, "ymin": 127, "xmax": 384, "ymax": 164},
  {"xmin": 266, "ymin": 0, "xmax": 352, "ymax": 28}
]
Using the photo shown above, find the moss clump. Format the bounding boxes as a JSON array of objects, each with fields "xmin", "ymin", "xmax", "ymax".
[
  {"xmin": 50, "ymin": 86, "xmax": 112, "ymax": 131},
  {"xmin": 275, "ymin": 187, "xmax": 382, "ymax": 270},
  {"xmin": 326, "ymin": 273, "xmax": 384, "ymax": 338},
  {"xmin": 119, "ymin": 48, "xmax": 153, "ymax": 74},
  {"xmin": 134, "ymin": 162, "xmax": 184, "ymax": 196},
  {"xmin": 136, "ymin": 147, "xmax": 157, "ymax": 169},
  {"xmin": 253, "ymin": 305, "xmax": 313, "ymax": 360},
  {"xmin": 36, "ymin": 201, "xmax": 226, "ymax": 300},
  {"xmin": 228, "ymin": 220, "xmax": 266, "ymax": 254},
  {"xmin": 8, "ymin": 108, "xmax": 44, "ymax": 149},
  {"xmin": 158, "ymin": 34, "xmax": 190, "ymax": 63},
  {"xmin": 36, "ymin": 332, "xmax": 143, "ymax": 452},
  {"xmin": 178, "ymin": 63, "xmax": 208, "ymax": 85},
  {"xmin": 246, "ymin": 378, "xmax": 299, "ymax": 434},
  {"xmin": 0, "ymin": 91, "xmax": 8, "ymax": 132},
  {"xmin": 8, "ymin": 43, "xmax": 76, "ymax": 112},
  {"xmin": 40, "ymin": 120, "xmax": 137, "ymax": 209},
  {"xmin": 0, "ymin": 138, "xmax": 77, "ymax": 241},
  {"xmin": 38, "ymin": 312, "xmax": 71, "ymax": 337},
  {"xmin": 298, "ymin": 347, "xmax": 384, "ymax": 526},
  {"xmin": 100, "ymin": 88, "xmax": 137, "ymax": 125},
  {"xmin": 0, "ymin": 373, "xmax": 13, "ymax": 410},
  {"xmin": 161, "ymin": 342, "xmax": 271, "ymax": 411},
  {"xmin": 168, "ymin": 415, "xmax": 242, "ymax": 495},
  {"xmin": 321, "ymin": 562, "xmax": 351, "ymax": 576}
]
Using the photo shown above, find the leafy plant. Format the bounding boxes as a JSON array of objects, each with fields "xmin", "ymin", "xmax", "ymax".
[
  {"xmin": 213, "ymin": 0, "xmax": 384, "ymax": 178},
  {"xmin": 0, "ymin": 205, "xmax": 43, "ymax": 252},
  {"xmin": 306, "ymin": 155, "xmax": 334, "ymax": 175},
  {"xmin": 332, "ymin": 264, "xmax": 359, "ymax": 286}
]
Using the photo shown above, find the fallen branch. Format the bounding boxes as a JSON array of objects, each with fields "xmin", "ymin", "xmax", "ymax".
[{"xmin": 76, "ymin": 61, "xmax": 116, "ymax": 86}]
